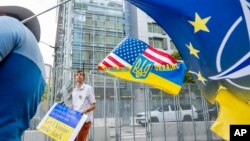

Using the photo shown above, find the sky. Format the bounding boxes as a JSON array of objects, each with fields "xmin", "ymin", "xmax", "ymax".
[{"xmin": 0, "ymin": 0, "xmax": 58, "ymax": 65}]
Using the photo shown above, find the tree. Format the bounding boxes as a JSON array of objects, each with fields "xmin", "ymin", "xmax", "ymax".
[
  {"xmin": 41, "ymin": 80, "xmax": 52, "ymax": 101},
  {"xmin": 171, "ymin": 51, "xmax": 194, "ymax": 83}
]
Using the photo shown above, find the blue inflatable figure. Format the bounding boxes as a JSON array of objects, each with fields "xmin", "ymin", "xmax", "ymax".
[{"xmin": 0, "ymin": 6, "xmax": 45, "ymax": 141}]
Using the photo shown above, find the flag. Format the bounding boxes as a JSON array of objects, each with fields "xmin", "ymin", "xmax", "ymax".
[
  {"xmin": 211, "ymin": 88, "xmax": 250, "ymax": 141},
  {"xmin": 98, "ymin": 37, "xmax": 186, "ymax": 95},
  {"xmin": 125, "ymin": 0, "xmax": 250, "ymax": 140}
]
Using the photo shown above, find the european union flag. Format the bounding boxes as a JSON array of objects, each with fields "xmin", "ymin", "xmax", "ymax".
[
  {"xmin": 126, "ymin": 0, "xmax": 250, "ymax": 103},
  {"xmin": 126, "ymin": 0, "xmax": 250, "ymax": 140}
]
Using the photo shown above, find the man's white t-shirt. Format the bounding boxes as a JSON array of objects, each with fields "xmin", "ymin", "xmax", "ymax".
[{"xmin": 72, "ymin": 83, "xmax": 96, "ymax": 122}]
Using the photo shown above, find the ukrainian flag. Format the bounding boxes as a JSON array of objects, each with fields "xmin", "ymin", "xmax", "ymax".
[{"xmin": 98, "ymin": 37, "xmax": 186, "ymax": 95}]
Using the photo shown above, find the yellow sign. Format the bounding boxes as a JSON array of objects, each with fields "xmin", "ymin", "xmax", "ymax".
[{"xmin": 37, "ymin": 103, "xmax": 87, "ymax": 141}]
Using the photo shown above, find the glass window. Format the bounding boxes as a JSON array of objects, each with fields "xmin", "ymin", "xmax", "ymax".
[
  {"xmin": 94, "ymin": 34, "xmax": 105, "ymax": 44},
  {"xmin": 170, "ymin": 40, "xmax": 177, "ymax": 50},
  {"xmin": 106, "ymin": 36, "xmax": 116, "ymax": 45},
  {"xmin": 106, "ymin": 20, "xmax": 116, "ymax": 30},
  {"xmin": 148, "ymin": 23, "xmax": 153, "ymax": 32},
  {"xmin": 85, "ymin": 16, "xmax": 93, "ymax": 26},
  {"xmin": 117, "ymin": 21, "xmax": 123, "ymax": 30},
  {"xmin": 149, "ymin": 38, "xmax": 153, "ymax": 47},
  {"xmin": 83, "ymin": 50, "xmax": 92, "ymax": 60},
  {"xmin": 148, "ymin": 23, "xmax": 165, "ymax": 34},
  {"xmin": 93, "ymin": 51, "xmax": 106, "ymax": 62},
  {"xmin": 116, "ymin": 37, "xmax": 123, "ymax": 44},
  {"xmin": 74, "ymin": 14, "xmax": 85, "ymax": 23},
  {"xmin": 163, "ymin": 106, "xmax": 169, "ymax": 111},
  {"xmin": 74, "ymin": 2, "xmax": 84, "ymax": 9},
  {"xmin": 72, "ymin": 50, "xmax": 81, "ymax": 59},
  {"xmin": 84, "ymin": 33, "xmax": 92, "ymax": 43},
  {"xmin": 73, "ymin": 30, "xmax": 83, "ymax": 42},
  {"xmin": 181, "ymin": 105, "xmax": 191, "ymax": 110},
  {"xmin": 149, "ymin": 37, "xmax": 163, "ymax": 49},
  {"xmin": 170, "ymin": 105, "xmax": 175, "ymax": 111},
  {"xmin": 106, "ymin": 16, "xmax": 117, "ymax": 30},
  {"xmin": 154, "ymin": 38, "xmax": 163, "ymax": 48},
  {"xmin": 93, "ymin": 15, "xmax": 105, "ymax": 28}
]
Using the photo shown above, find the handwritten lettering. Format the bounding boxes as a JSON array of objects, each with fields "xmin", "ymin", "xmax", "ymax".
[{"xmin": 154, "ymin": 64, "xmax": 178, "ymax": 71}]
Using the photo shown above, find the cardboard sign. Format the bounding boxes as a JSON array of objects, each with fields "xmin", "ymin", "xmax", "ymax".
[{"xmin": 37, "ymin": 103, "xmax": 87, "ymax": 141}]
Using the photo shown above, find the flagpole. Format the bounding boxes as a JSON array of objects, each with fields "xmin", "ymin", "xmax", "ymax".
[{"xmin": 22, "ymin": 0, "xmax": 71, "ymax": 24}]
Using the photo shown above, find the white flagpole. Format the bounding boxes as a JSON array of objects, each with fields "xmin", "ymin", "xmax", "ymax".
[{"xmin": 22, "ymin": 0, "xmax": 71, "ymax": 24}]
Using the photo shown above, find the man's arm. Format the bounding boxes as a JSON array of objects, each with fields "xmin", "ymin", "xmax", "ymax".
[
  {"xmin": 83, "ymin": 103, "xmax": 96, "ymax": 114},
  {"xmin": 81, "ymin": 86, "xmax": 96, "ymax": 114}
]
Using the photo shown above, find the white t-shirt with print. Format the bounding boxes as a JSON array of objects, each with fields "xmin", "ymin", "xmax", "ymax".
[{"xmin": 72, "ymin": 83, "xmax": 96, "ymax": 122}]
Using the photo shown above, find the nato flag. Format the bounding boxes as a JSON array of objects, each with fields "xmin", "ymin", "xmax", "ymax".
[{"xmin": 126, "ymin": 0, "xmax": 250, "ymax": 103}]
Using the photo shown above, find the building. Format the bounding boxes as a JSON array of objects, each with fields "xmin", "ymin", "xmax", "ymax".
[
  {"xmin": 54, "ymin": 0, "xmax": 126, "ymax": 96},
  {"xmin": 127, "ymin": 2, "xmax": 177, "ymax": 53},
  {"xmin": 56, "ymin": 0, "xmax": 125, "ymax": 71}
]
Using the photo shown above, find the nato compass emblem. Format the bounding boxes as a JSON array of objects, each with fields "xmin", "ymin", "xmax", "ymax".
[{"xmin": 209, "ymin": 0, "xmax": 250, "ymax": 90}]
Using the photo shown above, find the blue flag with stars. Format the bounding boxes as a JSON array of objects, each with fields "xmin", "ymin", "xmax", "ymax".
[
  {"xmin": 126, "ymin": 0, "xmax": 250, "ymax": 140},
  {"xmin": 126, "ymin": 0, "xmax": 250, "ymax": 103}
]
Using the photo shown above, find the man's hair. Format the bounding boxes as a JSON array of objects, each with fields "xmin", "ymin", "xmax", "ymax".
[{"xmin": 75, "ymin": 69, "xmax": 85, "ymax": 77}]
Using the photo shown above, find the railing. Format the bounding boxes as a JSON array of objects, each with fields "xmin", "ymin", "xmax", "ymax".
[{"xmin": 22, "ymin": 66, "xmax": 222, "ymax": 141}]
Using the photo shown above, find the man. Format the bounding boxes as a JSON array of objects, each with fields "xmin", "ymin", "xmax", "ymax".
[
  {"xmin": 72, "ymin": 69, "xmax": 96, "ymax": 141},
  {"xmin": 0, "ymin": 5, "xmax": 45, "ymax": 141}
]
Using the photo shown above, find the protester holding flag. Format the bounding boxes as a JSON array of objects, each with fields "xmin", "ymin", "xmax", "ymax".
[
  {"xmin": 72, "ymin": 69, "xmax": 96, "ymax": 141},
  {"xmin": 0, "ymin": 5, "xmax": 45, "ymax": 141}
]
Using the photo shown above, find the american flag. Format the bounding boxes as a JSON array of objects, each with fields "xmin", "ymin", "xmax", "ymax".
[
  {"xmin": 98, "ymin": 37, "xmax": 186, "ymax": 95},
  {"xmin": 98, "ymin": 37, "xmax": 177, "ymax": 70},
  {"xmin": 142, "ymin": 46, "xmax": 177, "ymax": 66}
]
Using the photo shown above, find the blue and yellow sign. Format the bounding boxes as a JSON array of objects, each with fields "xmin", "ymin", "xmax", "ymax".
[{"xmin": 37, "ymin": 103, "xmax": 87, "ymax": 141}]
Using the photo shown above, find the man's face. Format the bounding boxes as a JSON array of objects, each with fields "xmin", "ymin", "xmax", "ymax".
[{"xmin": 75, "ymin": 72, "xmax": 84, "ymax": 83}]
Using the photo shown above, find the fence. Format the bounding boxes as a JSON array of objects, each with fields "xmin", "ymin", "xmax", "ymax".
[{"xmin": 22, "ymin": 66, "xmax": 223, "ymax": 141}]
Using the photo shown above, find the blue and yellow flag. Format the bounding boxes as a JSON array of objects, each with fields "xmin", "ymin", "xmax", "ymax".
[
  {"xmin": 98, "ymin": 37, "xmax": 186, "ymax": 95},
  {"xmin": 125, "ymin": 0, "xmax": 250, "ymax": 140}
]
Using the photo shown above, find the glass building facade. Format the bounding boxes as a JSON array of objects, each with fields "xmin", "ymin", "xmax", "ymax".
[
  {"xmin": 54, "ymin": 0, "xmax": 126, "ymax": 95},
  {"xmin": 56, "ymin": 0, "xmax": 124, "ymax": 72}
]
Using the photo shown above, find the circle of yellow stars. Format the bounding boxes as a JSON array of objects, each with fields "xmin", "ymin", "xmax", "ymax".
[{"xmin": 187, "ymin": 12, "xmax": 211, "ymax": 85}]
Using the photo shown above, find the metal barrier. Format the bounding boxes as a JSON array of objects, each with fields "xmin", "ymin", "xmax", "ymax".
[
  {"xmin": 22, "ymin": 64, "xmax": 53, "ymax": 141},
  {"xmin": 22, "ymin": 66, "xmax": 223, "ymax": 141}
]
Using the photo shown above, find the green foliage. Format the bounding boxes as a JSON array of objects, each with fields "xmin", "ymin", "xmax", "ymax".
[
  {"xmin": 41, "ymin": 81, "xmax": 52, "ymax": 101},
  {"xmin": 171, "ymin": 51, "xmax": 194, "ymax": 83},
  {"xmin": 171, "ymin": 51, "xmax": 183, "ymax": 60},
  {"xmin": 184, "ymin": 71, "xmax": 195, "ymax": 83}
]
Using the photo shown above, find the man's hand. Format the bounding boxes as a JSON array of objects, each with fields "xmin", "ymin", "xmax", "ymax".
[
  {"xmin": 67, "ymin": 104, "xmax": 74, "ymax": 109},
  {"xmin": 81, "ymin": 108, "xmax": 89, "ymax": 115},
  {"xmin": 81, "ymin": 103, "xmax": 96, "ymax": 115}
]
